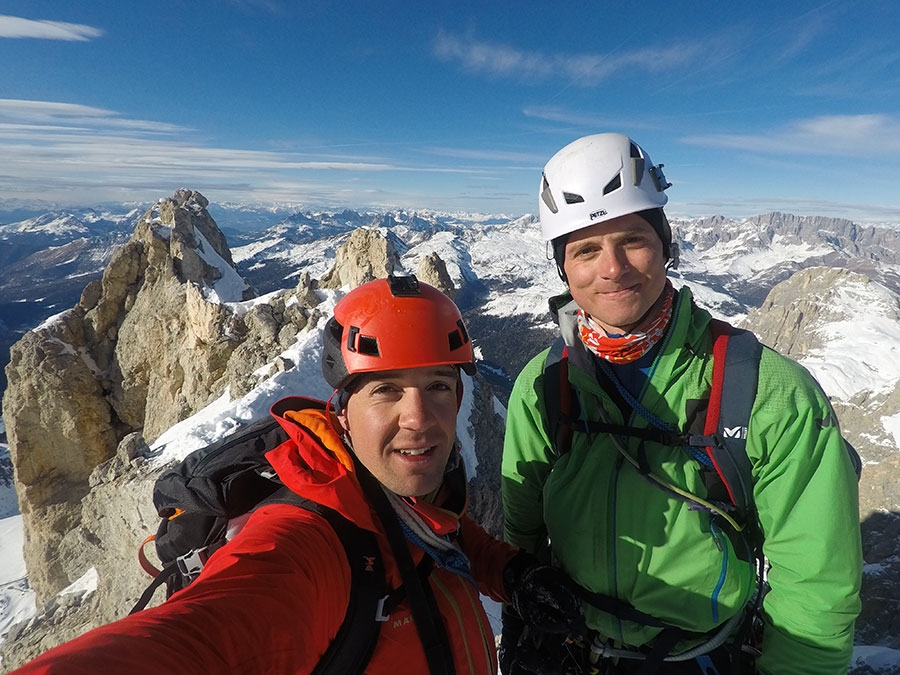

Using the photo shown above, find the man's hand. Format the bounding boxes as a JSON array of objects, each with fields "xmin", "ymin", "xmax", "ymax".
[
  {"xmin": 503, "ymin": 552, "xmax": 587, "ymax": 638},
  {"xmin": 499, "ymin": 606, "xmax": 581, "ymax": 675}
]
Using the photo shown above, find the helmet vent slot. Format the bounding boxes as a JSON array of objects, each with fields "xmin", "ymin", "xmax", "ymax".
[
  {"xmin": 563, "ymin": 192, "xmax": 584, "ymax": 204},
  {"xmin": 448, "ymin": 320, "xmax": 470, "ymax": 351},
  {"xmin": 602, "ymin": 174, "xmax": 622, "ymax": 195},
  {"xmin": 356, "ymin": 335, "xmax": 380, "ymax": 357},
  {"xmin": 448, "ymin": 330, "xmax": 463, "ymax": 351}
]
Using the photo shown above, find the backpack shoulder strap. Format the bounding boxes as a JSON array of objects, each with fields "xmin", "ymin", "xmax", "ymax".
[
  {"xmin": 540, "ymin": 323, "xmax": 764, "ymax": 520},
  {"xmin": 264, "ymin": 487, "xmax": 386, "ymax": 675},
  {"xmin": 354, "ymin": 461, "xmax": 456, "ymax": 675},
  {"xmin": 543, "ymin": 337, "xmax": 574, "ymax": 458},
  {"xmin": 703, "ymin": 319, "xmax": 763, "ymax": 519}
]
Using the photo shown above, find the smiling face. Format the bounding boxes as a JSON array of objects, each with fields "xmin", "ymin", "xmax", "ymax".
[
  {"xmin": 563, "ymin": 212, "xmax": 668, "ymax": 335},
  {"xmin": 337, "ymin": 366, "xmax": 460, "ymax": 497}
]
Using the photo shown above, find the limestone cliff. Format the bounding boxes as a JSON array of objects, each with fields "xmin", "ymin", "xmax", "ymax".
[
  {"xmin": 741, "ymin": 266, "xmax": 900, "ymax": 501},
  {"xmin": 318, "ymin": 226, "xmax": 401, "ymax": 289},
  {"xmin": 1, "ymin": 189, "xmax": 314, "ymax": 662}
]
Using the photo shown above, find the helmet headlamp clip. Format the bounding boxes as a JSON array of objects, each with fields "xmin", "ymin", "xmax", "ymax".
[
  {"xmin": 649, "ymin": 164, "xmax": 672, "ymax": 192},
  {"xmin": 388, "ymin": 274, "xmax": 420, "ymax": 297}
]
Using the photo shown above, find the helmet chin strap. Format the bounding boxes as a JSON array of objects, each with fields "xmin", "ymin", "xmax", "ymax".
[
  {"xmin": 548, "ymin": 237, "xmax": 569, "ymax": 284},
  {"xmin": 666, "ymin": 241, "xmax": 681, "ymax": 271},
  {"xmin": 325, "ymin": 390, "xmax": 353, "ymax": 449}
]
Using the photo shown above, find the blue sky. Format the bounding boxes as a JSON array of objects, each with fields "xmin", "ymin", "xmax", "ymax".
[{"xmin": 1, "ymin": 0, "xmax": 899, "ymax": 222}]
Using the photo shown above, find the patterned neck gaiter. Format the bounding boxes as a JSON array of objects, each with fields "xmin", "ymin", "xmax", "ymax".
[{"xmin": 577, "ymin": 280, "xmax": 675, "ymax": 364}]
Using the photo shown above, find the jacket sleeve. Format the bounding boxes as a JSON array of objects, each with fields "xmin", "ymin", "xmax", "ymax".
[
  {"xmin": 8, "ymin": 504, "xmax": 350, "ymax": 675},
  {"xmin": 459, "ymin": 514, "xmax": 519, "ymax": 602},
  {"xmin": 751, "ymin": 351, "xmax": 862, "ymax": 675},
  {"xmin": 501, "ymin": 350, "xmax": 554, "ymax": 556}
]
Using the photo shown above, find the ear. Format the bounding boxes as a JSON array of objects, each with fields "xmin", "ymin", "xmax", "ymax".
[{"xmin": 336, "ymin": 407, "xmax": 350, "ymax": 435}]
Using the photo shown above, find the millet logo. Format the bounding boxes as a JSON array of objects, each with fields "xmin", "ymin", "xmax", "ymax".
[
  {"xmin": 723, "ymin": 426, "xmax": 748, "ymax": 440},
  {"xmin": 590, "ymin": 209, "xmax": 607, "ymax": 220}
]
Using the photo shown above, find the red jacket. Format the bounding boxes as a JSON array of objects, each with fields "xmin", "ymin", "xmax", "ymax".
[{"xmin": 12, "ymin": 396, "xmax": 516, "ymax": 674}]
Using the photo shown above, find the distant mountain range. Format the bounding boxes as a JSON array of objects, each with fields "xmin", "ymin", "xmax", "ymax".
[{"xmin": 3, "ymin": 203, "xmax": 900, "ymax": 410}]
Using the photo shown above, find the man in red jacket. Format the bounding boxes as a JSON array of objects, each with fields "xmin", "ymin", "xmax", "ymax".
[{"xmin": 11, "ymin": 275, "xmax": 584, "ymax": 675}]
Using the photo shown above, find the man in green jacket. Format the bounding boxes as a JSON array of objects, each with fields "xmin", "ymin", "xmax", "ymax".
[{"xmin": 500, "ymin": 133, "xmax": 862, "ymax": 674}]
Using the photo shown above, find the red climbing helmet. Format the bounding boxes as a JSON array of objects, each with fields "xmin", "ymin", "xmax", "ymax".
[{"xmin": 321, "ymin": 275, "xmax": 476, "ymax": 390}]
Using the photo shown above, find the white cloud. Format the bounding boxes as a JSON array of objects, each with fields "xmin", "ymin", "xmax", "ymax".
[
  {"xmin": 0, "ymin": 14, "xmax": 102, "ymax": 41},
  {"xmin": 433, "ymin": 32, "xmax": 699, "ymax": 85},
  {"xmin": 0, "ymin": 99, "xmax": 187, "ymax": 134},
  {"xmin": 522, "ymin": 105, "xmax": 660, "ymax": 131},
  {"xmin": 0, "ymin": 98, "xmax": 511, "ymax": 210},
  {"xmin": 0, "ymin": 100, "xmax": 392, "ymax": 209},
  {"xmin": 683, "ymin": 114, "xmax": 900, "ymax": 156}
]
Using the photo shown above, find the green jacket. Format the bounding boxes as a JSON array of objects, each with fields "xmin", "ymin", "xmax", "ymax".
[{"xmin": 502, "ymin": 286, "xmax": 862, "ymax": 674}]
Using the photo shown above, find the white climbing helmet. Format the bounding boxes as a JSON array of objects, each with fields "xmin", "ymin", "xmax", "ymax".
[{"xmin": 538, "ymin": 133, "xmax": 672, "ymax": 242}]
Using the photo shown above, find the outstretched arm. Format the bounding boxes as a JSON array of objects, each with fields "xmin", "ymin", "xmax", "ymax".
[{"xmin": 9, "ymin": 505, "xmax": 349, "ymax": 675}]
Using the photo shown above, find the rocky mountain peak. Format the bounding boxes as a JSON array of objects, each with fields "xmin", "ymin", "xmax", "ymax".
[
  {"xmin": 743, "ymin": 267, "xmax": 867, "ymax": 358},
  {"xmin": 2, "ymin": 190, "xmax": 293, "ymax": 610},
  {"xmin": 743, "ymin": 266, "xmax": 900, "ymax": 360},
  {"xmin": 319, "ymin": 226, "xmax": 402, "ymax": 289},
  {"xmin": 417, "ymin": 252, "xmax": 456, "ymax": 299},
  {"xmin": 134, "ymin": 189, "xmax": 251, "ymax": 302}
]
